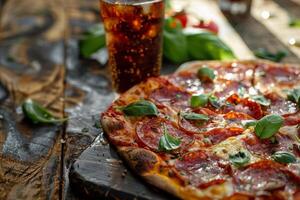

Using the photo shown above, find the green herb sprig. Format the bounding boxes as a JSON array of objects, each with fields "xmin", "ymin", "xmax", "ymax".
[
  {"xmin": 22, "ymin": 99, "xmax": 68, "ymax": 124},
  {"xmin": 197, "ymin": 66, "xmax": 216, "ymax": 82},
  {"xmin": 254, "ymin": 114, "xmax": 283, "ymax": 139},
  {"xmin": 190, "ymin": 94, "xmax": 221, "ymax": 109},
  {"xmin": 122, "ymin": 100, "xmax": 158, "ymax": 117},
  {"xmin": 254, "ymin": 48, "xmax": 288, "ymax": 62},
  {"xmin": 190, "ymin": 94, "xmax": 208, "ymax": 108},
  {"xmin": 229, "ymin": 151, "xmax": 250, "ymax": 167},
  {"xmin": 271, "ymin": 151, "xmax": 296, "ymax": 164},
  {"xmin": 158, "ymin": 125, "xmax": 181, "ymax": 152},
  {"xmin": 287, "ymin": 88, "xmax": 300, "ymax": 108},
  {"xmin": 180, "ymin": 111, "xmax": 209, "ymax": 121},
  {"xmin": 79, "ymin": 24, "xmax": 106, "ymax": 58}
]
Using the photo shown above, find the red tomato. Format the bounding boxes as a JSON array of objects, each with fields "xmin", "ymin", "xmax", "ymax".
[
  {"xmin": 193, "ymin": 20, "xmax": 219, "ymax": 34},
  {"xmin": 173, "ymin": 12, "xmax": 188, "ymax": 28}
]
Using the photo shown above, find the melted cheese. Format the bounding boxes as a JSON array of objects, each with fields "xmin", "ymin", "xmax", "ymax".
[
  {"xmin": 210, "ymin": 129, "xmax": 260, "ymax": 165},
  {"xmin": 188, "ymin": 181, "xmax": 233, "ymax": 200}
]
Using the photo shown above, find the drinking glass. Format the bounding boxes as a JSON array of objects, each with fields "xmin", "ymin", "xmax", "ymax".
[{"xmin": 99, "ymin": 0, "xmax": 165, "ymax": 93}]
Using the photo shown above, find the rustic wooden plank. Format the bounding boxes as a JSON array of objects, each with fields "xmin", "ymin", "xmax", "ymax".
[
  {"xmin": 0, "ymin": 0, "xmax": 67, "ymax": 199},
  {"xmin": 62, "ymin": 0, "xmax": 117, "ymax": 199},
  {"xmin": 219, "ymin": 0, "xmax": 300, "ymax": 63},
  {"xmin": 251, "ymin": 0, "xmax": 300, "ymax": 61}
]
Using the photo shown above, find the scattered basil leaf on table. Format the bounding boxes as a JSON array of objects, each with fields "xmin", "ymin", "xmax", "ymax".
[
  {"xmin": 287, "ymin": 88, "xmax": 300, "ymax": 108},
  {"xmin": 241, "ymin": 120, "xmax": 257, "ymax": 128},
  {"xmin": 79, "ymin": 24, "xmax": 106, "ymax": 58},
  {"xmin": 250, "ymin": 95, "xmax": 271, "ymax": 106},
  {"xmin": 190, "ymin": 94, "xmax": 208, "ymax": 108},
  {"xmin": 181, "ymin": 112, "xmax": 209, "ymax": 121},
  {"xmin": 289, "ymin": 19, "xmax": 300, "ymax": 27},
  {"xmin": 197, "ymin": 66, "xmax": 216, "ymax": 82},
  {"xmin": 22, "ymin": 99, "xmax": 67, "ymax": 124},
  {"xmin": 158, "ymin": 125, "xmax": 181, "ymax": 152},
  {"xmin": 254, "ymin": 48, "xmax": 288, "ymax": 62},
  {"xmin": 186, "ymin": 32, "xmax": 235, "ymax": 61},
  {"xmin": 229, "ymin": 151, "xmax": 250, "ymax": 167},
  {"xmin": 271, "ymin": 151, "xmax": 296, "ymax": 164},
  {"xmin": 254, "ymin": 114, "xmax": 283, "ymax": 139},
  {"xmin": 122, "ymin": 100, "xmax": 158, "ymax": 117}
]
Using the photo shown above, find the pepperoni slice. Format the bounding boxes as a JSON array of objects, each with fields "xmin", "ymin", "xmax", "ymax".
[
  {"xmin": 234, "ymin": 160, "xmax": 297, "ymax": 194},
  {"xmin": 168, "ymin": 72, "xmax": 214, "ymax": 93},
  {"xmin": 149, "ymin": 85, "xmax": 191, "ymax": 109},
  {"xmin": 265, "ymin": 93, "xmax": 298, "ymax": 116},
  {"xmin": 223, "ymin": 94, "xmax": 263, "ymax": 119},
  {"xmin": 174, "ymin": 150, "xmax": 231, "ymax": 189},
  {"xmin": 243, "ymin": 133, "xmax": 296, "ymax": 156},
  {"xmin": 283, "ymin": 111, "xmax": 300, "ymax": 126},
  {"xmin": 214, "ymin": 62, "xmax": 255, "ymax": 83},
  {"xmin": 178, "ymin": 108, "xmax": 217, "ymax": 134},
  {"xmin": 214, "ymin": 81, "xmax": 251, "ymax": 99},
  {"xmin": 136, "ymin": 117, "xmax": 193, "ymax": 151},
  {"xmin": 203, "ymin": 127, "xmax": 244, "ymax": 145},
  {"xmin": 255, "ymin": 64, "xmax": 300, "ymax": 89}
]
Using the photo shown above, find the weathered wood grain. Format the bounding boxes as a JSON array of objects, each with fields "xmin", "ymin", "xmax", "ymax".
[
  {"xmin": 252, "ymin": 0, "xmax": 300, "ymax": 60},
  {"xmin": 0, "ymin": 0, "xmax": 66, "ymax": 199}
]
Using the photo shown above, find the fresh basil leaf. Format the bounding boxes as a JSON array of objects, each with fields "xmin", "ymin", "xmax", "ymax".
[
  {"xmin": 254, "ymin": 48, "xmax": 288, "ymax": 62},
  {"xmin": 287, "ymin": 88, "xmax": 300, "ymax": 108},
  {"xmin": 79, "ymin": 24, "xmax": 106, "ymax": 58},
  {"xmin": 186, "ymin": 32, "xmax": 235, "ymax": 61},
  {"xmin": 250, "ymin": 95, "xmax": 271, "ymax": 106},
  {"xmin": 271, "ymin": 151, "xmax": 296, "ymax": 164},
  {"xmin": 181, "ymin": 112, "xmax": 209, "ymax": 121},
  {"xmin": 22, "ymin": 99, "xmax": 67, "ymax": 124},
  {"xmin": 229, "ymin": 151, "xmax": 250, "ymax": 167},
  {"xmin": 208, "ymin": 95, "xmax": 221, "ymax": 108},
  {"xmin": 254, "ymin": 114, "xmax": 283, "ymax": 139},
  {"xmin": 190, "ymin": 94, "xmax": 208, "ymax": 108},
  {"xmin": 289, "ymin": 19, "xmax": 300, "ymax": 27},
  {"xmin": 158, "ymin": 125, "xmax": 181, "ymax": 151},
  {"xmin": 122, "ymin": 100, "xmax": 158, "ymax": 117},
  {"xmin": 163, "ymin": 30, "xmax": 189, "ymax": 64},
  {"xmin": 197, "ymin": 66, "xmax": 216, "ymax": 82},
  {"xmin": 241, "ymin": 120, "xmax": 257, "ymax": 128}
]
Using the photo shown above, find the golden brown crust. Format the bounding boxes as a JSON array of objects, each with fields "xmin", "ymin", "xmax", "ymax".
[
  {"xmin": 176, "ymin": 59, "xmax": 300, "ymax": 74},
  {"xmin": 118, "ymin": 147, "xmax": 159, "ymax": 174}
]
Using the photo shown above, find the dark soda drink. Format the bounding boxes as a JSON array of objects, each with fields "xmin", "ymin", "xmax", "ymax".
[{"xmin": 100, "ymin": 0, "xmax": 164, "ymax": 93}]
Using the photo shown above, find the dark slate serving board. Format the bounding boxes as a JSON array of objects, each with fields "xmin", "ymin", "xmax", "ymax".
[{"xmin": 69, "ymin": 133, "xmax": 178, "ymax": 200}]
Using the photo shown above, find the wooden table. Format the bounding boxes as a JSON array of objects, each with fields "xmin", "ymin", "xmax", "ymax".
[{"xmin": 0, "ymin": 0, "xmax": 299, "ymax": 199}]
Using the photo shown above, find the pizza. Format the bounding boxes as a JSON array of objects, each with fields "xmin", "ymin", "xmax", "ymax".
[{"xmin": 101, "ymin": 60, "xmax": 300, "ymax": 200}]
